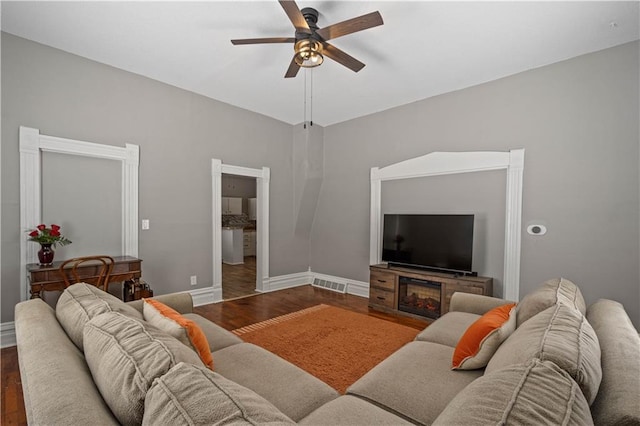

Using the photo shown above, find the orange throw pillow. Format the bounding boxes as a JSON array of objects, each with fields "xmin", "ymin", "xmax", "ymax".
[
  {"xmin": 452, "ymin": 303, "xmax": 516, "ymax": 370},
  {"xmin": 142, "ymin": 298, "xmax": 214, "ymax": 369}
]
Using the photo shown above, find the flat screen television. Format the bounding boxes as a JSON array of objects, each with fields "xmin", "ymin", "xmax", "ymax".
[{"xmin": 382, "ymin": 214, "xmax": 475, "ymax": 275}]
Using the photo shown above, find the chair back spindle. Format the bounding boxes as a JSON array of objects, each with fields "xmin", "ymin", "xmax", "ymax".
[{"xmin": 58, "ymin": 256, "xmax": 115, "ymax": 292}]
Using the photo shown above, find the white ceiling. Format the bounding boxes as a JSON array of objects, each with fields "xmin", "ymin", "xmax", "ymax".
[{"xmin": 2, "ymin": 1, "xmax": 639, "ymax": 126}]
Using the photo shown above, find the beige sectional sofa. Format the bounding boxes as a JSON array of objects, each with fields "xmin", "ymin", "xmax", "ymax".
[{"xmin": 14, "ymin": 279, "xmax": 640, "ymax": 425}]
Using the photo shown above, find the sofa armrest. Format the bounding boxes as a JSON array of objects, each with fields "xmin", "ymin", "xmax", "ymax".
[
  {"xmin": 449, "ymin": 292, "xmax": 514, "ymax": 315},
  {"xmin": 126, "ymin": 291, "xmax": 194, "ymax": 314}
]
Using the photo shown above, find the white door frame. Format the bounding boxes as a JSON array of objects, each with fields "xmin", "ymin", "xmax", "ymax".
[
  {"xmin": 211, "ymin": 159, "xmax": 270, "ymax": 301},
  {"xmin": 370, "ymin": 149, "xmax": 524, "ymax": 301},
  {"xmin": 19, "ymin": 126, "xmax": 139, "ymax": 300}
]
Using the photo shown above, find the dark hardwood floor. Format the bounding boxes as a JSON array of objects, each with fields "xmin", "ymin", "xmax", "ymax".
[
  {"xmin": 1, "ymin": 285, "xmax": 428, "ymax": 425},
  {"xmin": 222, "ymin": 256, "xmax": 258, "ymax": 300}
]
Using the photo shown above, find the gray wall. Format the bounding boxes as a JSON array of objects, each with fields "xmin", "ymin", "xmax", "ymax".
[
  {"xmin": 311, "ymin": 41, "xmax": 640, "ymax": 327},
  {"xmin": 1, "ymin": 33, "xmax": 310, "ymax": 322},
  {"xmin": 2, "ymin": 32, "xmax": 638, "ymax": 329},
  {"xmin": 42, "ymin": 152, "xmax": 122, "ymax": 259}
]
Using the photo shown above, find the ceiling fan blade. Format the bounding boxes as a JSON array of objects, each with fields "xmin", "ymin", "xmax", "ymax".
[
  {"xmin": 322, "ymin": 43, "xmax": 365, "ymax": 73},
  {"xmin": 284, "ymin": 56, "xmax": 301, "ymax": 78},
  {"xmin": 315, "ymin": 11, "xmax": 383, "ymax": 41},
  {"xmin": 231, "ymin": 37, "xmax": 295, "ymax": 45},
  {"xmin": 279, "ymin": 0, "xmax": 312, "ymax": 34}
]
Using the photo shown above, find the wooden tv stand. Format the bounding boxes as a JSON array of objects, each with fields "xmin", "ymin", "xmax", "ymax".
[{"xmin": 369, "ymin": 264, "xmax": 493, "ymax": 321}]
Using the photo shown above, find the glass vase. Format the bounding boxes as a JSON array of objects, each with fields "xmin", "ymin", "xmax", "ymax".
[{"xmin": 38, "ymin": 243, "xmax": 55, "ymax": 266}]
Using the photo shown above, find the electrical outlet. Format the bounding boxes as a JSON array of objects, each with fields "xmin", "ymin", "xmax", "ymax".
[
  {"xmin": 141, "ymin": 219, "xmax": 150, "ymax": 230},
  {"xmin": 190, "ymin": 275, "xmax": 197, "ymax": 286}
]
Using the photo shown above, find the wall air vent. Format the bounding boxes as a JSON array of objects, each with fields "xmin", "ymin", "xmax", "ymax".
[{"xmin": 312, "ymin": 278, "xmax": 347, "ymax": 294}]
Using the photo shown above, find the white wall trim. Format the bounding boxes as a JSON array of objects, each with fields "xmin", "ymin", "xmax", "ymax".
[
  {"xmin": 1, "ymin": 322, "xmax": 17, "ymax": 348},
  {"xmin": 370, "ymin": 149, "xmax": 525, "ymax": 301},
  {"xmin": 19, "ymin": 126, "xmax": 139, "ymax": 301},
  {"xmin": 188, "ymin": 287, "xmax": 218, "ymax": 307},
  {"xmin": 211, "ymin": 160, "xmax": 270, "ymax": 303},
  {"xmin": 262, "ymin": 270, "xmax": 369, "ymax": 298},
  {"xmin": 263, "ymin": 271, "xmax": 312, "ymax": 292}
]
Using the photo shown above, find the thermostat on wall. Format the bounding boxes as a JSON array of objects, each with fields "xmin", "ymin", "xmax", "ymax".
[{"xmin": 527, "ymin": 224, "xmax": 547, "ymax": 236}]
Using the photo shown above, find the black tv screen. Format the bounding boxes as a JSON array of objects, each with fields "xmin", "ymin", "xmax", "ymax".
[{"xmin": 382, "ymin": 214, "xmax": 474, "ymax": 274}]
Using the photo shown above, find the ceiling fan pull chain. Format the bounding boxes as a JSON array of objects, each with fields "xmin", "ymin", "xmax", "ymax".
[
  {"xmin": 310, "ymin": 68, "xmax": 313, "ymax": 127},
  {"xmin": 303, "ymin": 68, "xmax": 307, "ymax": 129}
]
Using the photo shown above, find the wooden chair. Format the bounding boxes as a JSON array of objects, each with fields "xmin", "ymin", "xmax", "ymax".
[{"xmin": 58, "ymin": 255, "xmax": 115, "ymax": 293}]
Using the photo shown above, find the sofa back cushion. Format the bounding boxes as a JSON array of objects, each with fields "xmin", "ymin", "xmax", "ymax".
[
  {"xmin": 516, "ymin": 277, "xmax": 586, "ymax": 326},
  {"xmin": 56, "ymin": 283, "xmax": 143, "ymax": 351},
  {"xmin": 83, "ymin": 311, "xmax": 203, "ymax": 425},
  {"xmin": 486, "ymin": 303, "xmax": 602, "ymax": 404},
  {"xmin": 434, "ymin": 359, "xmax": 593, "ymax": 425},
  {"xmin": 143, "ymin": 362, "xmax": 295, "ymax": 425},
  {"xmin": 587, "ymin": 299, "xmax": 640, "ymax": 425}
]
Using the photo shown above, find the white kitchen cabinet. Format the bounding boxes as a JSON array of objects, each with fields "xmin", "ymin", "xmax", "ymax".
[
  {"xmin": 248, "ymin": 198, "xmax": 257, "ymax": 220},
  {"xmin": 222, "ymin": 197, "xmax": 242, "ymax": 215},
  {"xmin": 222, "ymin": 228, "xmax": 244, "ymax": 264},
  {"xmin": 243, "ymin": 230, "xmax": 256, "ymax": 256}
]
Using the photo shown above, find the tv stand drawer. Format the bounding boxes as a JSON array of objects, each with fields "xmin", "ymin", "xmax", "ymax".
[
  {"xmin": 369, "ymin": 287, "xmax": 394, "ymax": 309},
  {"xmin": 370, "ymin": 270, "xmax": 396, "ymax": 291}
]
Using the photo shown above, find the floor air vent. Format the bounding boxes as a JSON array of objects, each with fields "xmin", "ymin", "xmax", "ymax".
[{"xmin": 312, "ymin": 278, "xmax": 347, "ymax": 294}]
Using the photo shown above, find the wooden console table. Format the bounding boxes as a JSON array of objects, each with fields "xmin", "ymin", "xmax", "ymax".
[
  {"xmin": 27, "ymin": 255, "xmax": 142, "ymax": 299},
  {"xmin": 369, "ymin": 264, "xmax": 493, "ymax": 321}
]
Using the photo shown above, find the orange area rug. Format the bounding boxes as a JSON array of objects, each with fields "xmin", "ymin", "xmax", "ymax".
[{"xmin": 232, "ymin": 304, "xmax": 420, "ymax": 394}]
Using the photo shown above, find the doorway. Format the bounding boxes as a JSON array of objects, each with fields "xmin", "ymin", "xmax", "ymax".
[
  {"xmin": 221, "ymin": 174, "xmax": 258, "ymax": 299},
  {"xmin": 211, "ymin": 159, "xmax": 270, "ymax": 303}
]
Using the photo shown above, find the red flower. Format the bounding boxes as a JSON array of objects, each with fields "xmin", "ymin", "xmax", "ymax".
[{"xmin": 26, "ymin": 224, "xmax": 72, "ymax": 247}]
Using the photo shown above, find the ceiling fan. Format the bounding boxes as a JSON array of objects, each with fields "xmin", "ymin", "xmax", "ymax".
[{"xmin": 231, "ymin": 0, "xmax": 383, "ymax": 78}]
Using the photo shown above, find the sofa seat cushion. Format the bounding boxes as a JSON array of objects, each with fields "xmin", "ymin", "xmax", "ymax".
[
  {"xmin": 182, "ymin": 313, "xmax": 243, "ymax": 352},
  {"xmin": 299, "ymin": 395, "xmax": 414, "ymax": 425},
  {"xmin": 516, "ymin": 277, "xmax": 586, "ymax": 326},
  {"xmin": 56, "ymin": 282, "xmax": 143, "ymax": 351},
  {"xmin": 212, "ymin": 342, "xmax": 339, "ymax": 422},
  {"xmin": 587, "ymin": 299, "xmax": 640, "ymax": 425},
  {"xmin": 487, "ymin": 303, "xmax": 602, "ymax": 404},
  {"xmin": 415, "ymin": 311, "xmax": 479, "ymax": 347},
  {"xmin": 433, "ymin": 359, "xmax": 594, "ymax": 425},
  {"xmin": 143, "ymin": 362, "xmax": 295, "ymax": 425},
  {"xmin": 83, "ymin": 311, "xmax": 204, "ymax": 425},
  {"xmin": 347, "ymin": 341, "xmax": 483, "ymax": 425}
]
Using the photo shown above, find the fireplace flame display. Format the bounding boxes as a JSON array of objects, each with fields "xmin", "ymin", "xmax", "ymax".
[{"xmin": 398, "ymin": 277, "xmax": 441, "ymax": 319}]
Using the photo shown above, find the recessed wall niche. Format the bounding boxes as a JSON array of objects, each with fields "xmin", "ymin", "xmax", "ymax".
[
  {"xmin": 42, "ymin": 151, "xmax": 122, "ymax": 259},
  {"xmin": 381, "ymin": 170, "xmax": 506, "ymax": 296}
]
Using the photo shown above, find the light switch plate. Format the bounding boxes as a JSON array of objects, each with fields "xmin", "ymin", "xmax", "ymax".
[{"xmin": 142, "ymin": 219, "xmax": 150, "ymax": 230}]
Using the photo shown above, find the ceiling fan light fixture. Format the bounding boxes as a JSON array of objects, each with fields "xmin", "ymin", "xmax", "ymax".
[{"xmin": 294, "ymin": 39, "xmax": 324, "ymax": 68}]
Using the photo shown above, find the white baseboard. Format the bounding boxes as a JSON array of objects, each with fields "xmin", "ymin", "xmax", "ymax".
[
  {"xmin": 1, "ymin": 321, "xmax": 16, "ymax": 348},
  {"xmin": 263, "ymin": 270, "xmax": 369, "ymax": 299},
  {"xmin": 189, "ymin": 287, "xmax": 219, "ymax": 307},
  {"xmin": 264, "ymin": 271, "xmax": 313, "ymax": 292},
  {"xmin": 1, "ymin": 274, "xmax": 369, "ymax": 345}
]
